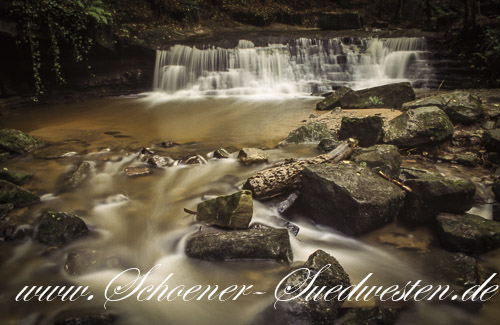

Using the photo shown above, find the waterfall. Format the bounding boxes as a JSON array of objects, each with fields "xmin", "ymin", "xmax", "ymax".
[{"xmin": 153, "ymin": 37, "xmax": 433, "ymax": 96}]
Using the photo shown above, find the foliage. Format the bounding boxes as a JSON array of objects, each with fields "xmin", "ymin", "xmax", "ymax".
[
  {"xmin": 148, "ymin": 0, "xmax": 200, "ymax": 24},
  {"xmin": 11, "ymin": 0, "xmax": 112, "ymax": 100},
  {"xmin": 472, "ymin": 27, "xmax": 500, "ymax": 83},
  {"xmin": 368, "ymin": 96, "xmax": 384, "ymax": 106}
]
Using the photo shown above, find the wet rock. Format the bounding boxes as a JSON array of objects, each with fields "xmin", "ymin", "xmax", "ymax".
[
  {"xmin": 0, "ymin": 203, "xmax": 13, "ymax": 219},
  {"xmin": 336, "ymin": 307, "xmax": 402, "ymax": 325},
  {"xmin": 402, "ymin": 91, "xmax": 483, "ymax": 124},
  {"xmin": 238, "ymin": 148, "xmax": 269, "ymax": 165},
  {"xmin": 483, "ymin": 128, "xmax": 500, "ymax": 152},
  {"xmin": 432, "ymin": 252, "xmax": 479, "ymax": 292},
  {"xmin": 351, "ymin": 144, "xmax": 402, "ymax": 178},
  {"xmin": 436, "ymin": 212, "xmax": 500, "ymax": 253},
  {"xmin": 0, "ymin": 179, "xmax": 40, "ymax": 207},
  {"xmin": 213, "ymin": 148, "xmax": 230, "ymax": 159},
  {"xmin": 124, "ymin": 167, "xmax": 153, "ymax": 177},
  {"xmin": 273, "ymin": 250, "xmax": 350, "ymax": 323},
  {"xmin": 37, "ymin": 211, "xmax": 88, "ymax": 246},
  {"xmin": 299, "ymin": 163, "xmax": 405, "ymax": 236},
  {"xmin": 317, "ymin": 138, "xmax": 340, "ymax": 152},
  {"xmin": 456, "ymin": 153, "xmax": 478, "ymax": 167},
  {"xmin": 281, "ymin": 122, "xmax": 333, "ymax": 144},
  {"xmin": 54, "ymin": 313, "xmax": 116, "ymax": 325},
  {"xmin": 278, "ymin": 190, "xmax": 300, "ymax": 214},
  {"xmin": 339, "ymin": 82, "xmax": 415, "ymax": 109},
  {"xmin": 186, "ymin": 228, "xmax": 293, "ymax": 262},
  {"xmin": 65, "ymin": 249, "xmax": 99, "ymax": 276},
  {"xmin": 196, "ymin": 190, "xmax": 253, "ymax": 229},
  {"xmin": 0, "ymin": 128, "xmax": 43, "ymax": 154},
  {"xmin": 384, "ymin": 106, "xmax": 454, "ymax": 147},
  {"xmin": 147, "ymin": 155, "xmax": 174, "ymax": 167},
  {"xmin": 184, "ymin": 155, "xmax": 207, "ymax": 165},
  {"xmin": 0, "ymin": 168, "xmax": 33, "ymax": 185},
  {"xmin": 339, "ymin": 116, "xmax": 384, "ymax": 147},
  {"xmin": 3, "ymin": 224, "xmax": 31, "ymax": 241},
  {"xmin": 377, "ymin": 231, "xmax": 430, "ymax": 253},
  {"xmin": 318, "ymin": 12, "xmax": 361, "ymax": 30},
  {"xmin": 67, "ymin": 161, "xmax": 93, "ymax": 188},
  {"xmin": 316, "ymin": 87, "xmax": 353, "ymax": 111},
  {"xmin": 400, "ymin": 168, "xmax": 476, "ymax": 224},
  {"xmin": 161, "ymin": 140, "xmax": 179, "ymax": 148}
]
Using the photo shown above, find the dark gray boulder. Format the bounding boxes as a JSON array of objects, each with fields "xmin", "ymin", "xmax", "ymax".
[
  {"xmin": 281, "ymin": 122, "xmax": 333, "ymax": 145},
  {"xmin": 196, "ymin": 190, "xmax": 253, "ymax": 229},
  {"xmin": 402, "ymin": 91, "xmax": 483, "ymax": 124},
  {"xmin": 0, "ymin": 168, "xmax": 33, "ymax": 185},
  {"xmin": 37, "ymin": 211, "xmax": 88, "ymax": 246},
  {"xmin": 483, "ymin": 128, "xmax": 500, "ymax": 152},
  {"xmin": 338, "ymin": 116, "xmax": 384, "ymax": 147},
  {"xmin": 436, "ymin": 212, "xmax": 500, "ymax": 253},
  {"xmin": 317, "ymin": 138, "xmax": 340, "ymax": 152},
  {"xmin": 272, "ymin": 250, "xmax": 350, "ymax": 324},
  {"xmin": 339, "ymin": 82, "xmax": 415, "ymax": 109},
  {"xmin": 0, "ymin": 128, "xmax": 43, "ymax": 154},
  {"xmin": 185, "ymin": 228, "xmax": 292, "ymax": 262},
  {"xmin": 316, "ymin": 87, "xmax": 353, "ymax": 111},
  {"xmin": 318, "ymin": 12, "xmax": 361, "ymax": 30},
  {"xmin": 400, "ymin": 168, "xmax": 476, "ymax": 224},
  {"xmin": 213, "ymin": 148, "xmax": 230, "ymax": 159},
  {"xmin": 351, "ymin": 144, "xmax": 402, "ymax": 178},
  {"xmin": 384, "ymin": 106, "xmax": 454, "ymax": 147},
  {"xmin": 299, "ymin": 163, "xmax": 406, "ymax": 236},
  {"xmin": 0, "ymin": 179, "xmax": 40, "ymax": 207}
]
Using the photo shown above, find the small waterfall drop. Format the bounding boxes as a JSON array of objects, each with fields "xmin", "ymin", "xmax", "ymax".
[{"xmin": 153, "ymin": 37, "xmax": 433, "ymax": 96}]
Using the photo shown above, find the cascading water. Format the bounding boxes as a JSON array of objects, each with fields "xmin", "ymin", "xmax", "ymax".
[{"xmin": 153, "ymin": 37, "xmax": 434, "ymax": 96}]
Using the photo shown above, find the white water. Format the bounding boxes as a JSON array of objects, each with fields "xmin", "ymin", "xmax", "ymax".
[{"xmin": 153, "ymin": 37, "xmax": 433, "ymax": 97}]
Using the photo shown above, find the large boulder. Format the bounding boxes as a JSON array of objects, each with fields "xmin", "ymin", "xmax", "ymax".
[
  {"xmin": 0, "ymin": 168, "xmax": 33, "ymax": 185},
  {"xmin": 0, "ymin": 128, "xmax": 43, "ymax": 154},
  {"xmin": 299, "ymin": 163, "xmax": 406, "ymax": 236},
  {"xmin": 318, "ymin": 12, "xmax": 361, "ymax": 30},
  {"xmin": 0, "ymin": 179, "xmax": 40, "ymax": 207},
  {"xmin": 185, "ymin": 228, "xmax": 293, "ymax": 262},
  {"xmin": 351, "ymin": 144, "xmax": 402, "ymax": 178},
  {"xmin": 483, "ymin": 128, "xmax": 500, "ymax": 152},
  {"xmin": 37, "ymin": 211, "xmax": 89, "ymax": 246},
  {"xmin": 402, "ymin": 91, "xmax": 483, "ymax": 124},
  {"xmin": 384, "ymin": 106, "xmax": 454, "ymax": 147},
  {"xmin": 399, "ymin": 168, "xmax": 476, "ymax": 224},
  {"xmin": 273, "ymin": 250, "xmax": 350, "ymax": 324},
  {"xmin": 196, "ymin": 190, "xmax": 253, "ymax": 229},
  {"xmin": 338, "ymin": 116, "xmax": 384, "ymax": 147},
  {"xmin": 316, "ymin": 87, "xmax": 353, "ymax": 111},
  {"xmin": 238, "ymin": 148, "xmax": 269, "ymax": 165},
  {"xmin": 339, "ymin": 82, "xmax": 415, "ymax": 109},
  {"xmin": 436, "ymin": 212, "xmax": 500, "ymax": 254},
  {"xmin": 281, "ymin": 122, "xmax": 333, "ymax": 144}
]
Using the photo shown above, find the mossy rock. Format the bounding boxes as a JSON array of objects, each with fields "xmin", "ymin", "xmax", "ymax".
[
  {"xmin": 196, "ymin": 190, "xmax": 253, "ymax": 229},
  {"xmin": 281, "ymin": 121, "xmax": 333, "ymax": 144},
  {"xmin": 0, "ymin": 128, "xmax": 43, "ymax": 154},
  {"xmin": 0, "ymin": 179, "xmax": 39, "ymax": 207},
  {"xmin": 0, "ymin": 168, "xmax": 33, "ymax": 185},
  {"xmin": 37, "ymin": 211, "xmax": 88, "ymax": 246},
  {"xmin": 351, "ymin": 144, "xmax": 402, "ymax": 178},
  {"xmin": 339, "ymin": 116, "xmax": 384, "ymax": 147}
]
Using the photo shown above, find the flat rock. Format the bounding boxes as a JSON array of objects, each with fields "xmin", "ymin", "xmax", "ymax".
[
  {"xmin": 238, "ymin": 148, "xmax": 268, "ymax": 165},
  {"xmin": 196, "ymin": 190, "xmax": 253, "ymax": 229},
  {"xmin": 37, "ymin": 211, "xmax": 88, "ymax": 246},
  {"xmin": 351, "ymin": 144, "xmax": 402, "ymax": 178},
  {"xmin": 436, "ymin": 212, "xmax": 500, "ymax": 253},
  {"xmin": 339, "ymin": 82, "xmax": 415, "ymax": 109},
  {"xmin": 0, "ymin": 128, "xmax": 43, "ymax": 154},
  {"xmin": 384, "ymin": 106, "xmax": 454, "ymax": 147},
  {"xmin": 124, "ymin": 167, "xmax": 153, "ymax": 177},
  {"xmin": 185, "ymin": 228, "xmax": 293, "ymax": 262},
  {"xmin": 0, "ymin": 168, "xmax": 33, "ymax": 185},
  {"xmin": 299, "ymin": 163, "xmax": 405, "ymax": 236},
  {"xmin": 281, "ymin": 121, "xmax": 333, "ymax": 144},
  {"xmin": 0, "ymin": 179, "xmax": 40, "ymax": 207},
  {"xmin": 339, "ymin": 116, "xmax": 384, "ymax": 147}
]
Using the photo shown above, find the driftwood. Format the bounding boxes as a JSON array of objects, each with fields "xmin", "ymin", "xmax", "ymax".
[
  {"xmin": 378, "ymin": 171, "xmax": 413, "ymax": 193},
  {"xmin": 243, "ymin": 139, "xmax": 358, "ymax": 200}
]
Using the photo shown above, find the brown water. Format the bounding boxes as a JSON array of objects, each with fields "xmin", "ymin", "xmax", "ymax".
[{"xmin": 0, "ymin": 95, "xmax": 496, "ymax": 324}]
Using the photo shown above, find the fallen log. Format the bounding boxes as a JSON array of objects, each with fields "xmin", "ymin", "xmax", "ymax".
[{"xmin": 243, "ymin": 139, "xmax": 358, "ymax": 200}]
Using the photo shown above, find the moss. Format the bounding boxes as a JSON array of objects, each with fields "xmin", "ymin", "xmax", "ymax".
[
  {"xmin": 0, "ymin": 169, "xmax": 33, "ymax": 185},
  {"xmin": 0, "ymin": 180, "xmax": 39, "ymax": 207},
  {"xmin": 0, "ymin": 129, "xmax": 43, "ymax": 154}
]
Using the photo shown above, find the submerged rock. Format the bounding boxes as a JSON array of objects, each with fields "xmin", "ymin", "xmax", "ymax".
[
  {"xmin": 196, "ymin": 190, "xmax": 253, "ymax": 229},
  {"xmin": 339, "ymin": 82, "xmax": 415, "ymax": 109},
  {"xmin": 238, "ymin": 148, "xmax": 269, "ymax": 165},
  {"xmin": 351, "ymin": 144, "xmax": 402, "ymax": 178},
  {"xmin": 338, "ymin": 116, "xmax": 384, "ymax": 147},
  {"xmin": 273, "ymin": 250, "xmax": 350, "ymax": 324},
  {"xmin": 400, "ymin": 168, "xmax": 476, "ymax": 224},
  {"xmin": 66, "ymin": 161, "xmax": 93, "ymax": 188},
  {"xmin": 54, "ymin": 313, "xmax": 116, "ymax": 325},
  {"xmin": 316, "ymin": 87, "xmax": 353, "ymax": 111},
  {"xmin": 0, "ymin": 128, "xmax": 43, "ymax": 154},
  {"xmin": 185, "ymin": 228, "xmax": 292, "ymax": 262},
  {"xmin": 402, "ymin": 91, "xmax": 483, "ymax": 124},
  {"xmin": 384, "ymin": 106, "xmax": 454, "ymax": 147},
  {"xmin": 336, "ymin": 307, "xmax": 402, "ymax": 325},
  {"xmin": 0, "ymin": 179, "xmax": 40, "ymax": 207},
  {"xmin": 317, "ymin": 138, "xmax": 340, "ymax": 152},
  {"xmin": 124, "ymin": 167, "xmax": 153, "ymax": 177},
  {"xmin": 299, "ymin": 163, "xmax": 405, "ymax": 236},
  {"xmin": 37, "ymin": 211, "xmax": 88, "ymax": 246},
  {"xmin": 281, "ymin": 122, "xmax": 333, "ymax": 144},
  {"xmin": 0, "ymin": 168, "xmax": 33, "ymax": 185},
  {"xmin": 436, "ymin": 212, "xmax": 500, "ymax": 253},
  {"xmin": 318, "ymin": 12, "xmax": 361, "ymax": 30}
]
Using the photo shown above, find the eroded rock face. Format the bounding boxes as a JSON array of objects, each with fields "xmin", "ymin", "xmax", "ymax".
[
  {"xmin": 436, "ymin": 212, "xmax": 500, "ymax": 254},
  {"xmin": 351, "ymin": 144, "xmax": 402, "ymax": 178},
  {"xmin": 281, "ymin": 122, "xmax": 333, "ymax": 144},
  {"xmin": 37, "ymin": 211, "xmax": 88, "ymax": 246},
  {"xmin": 0, "ymin": 128, "xmax": 43, "ymax": 154},
  {"xmin": 339, "ymin": 116, "xmax": 384, "ymax": 147},
  {"xmin": 402, "ymin": 91, "xmax": 483, "ymax": 124},
  {"xmin": 196, "ymin": 190, "xmax": 253, "ymax": 229},
  {"xmin": 0, "ymin": 179, "xmax": 39, "ymax": 207},
  {"xmin": 299, "ymin": 163, "xmax": 405, "ymax": 236},
  {"xmin": 384, "ymin": 106, "xmax": 454, "ymax": 147},
  {"xmin": 273, "ymin": 250, "xmax": 350, "ymax": 324},
  {"xmin": 238, "ymin": 148, "xmax": 269, "ymax": 165},
  {"xmin": 185, "ymin": 228, "xmax": 293, "ymax": 262}
]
